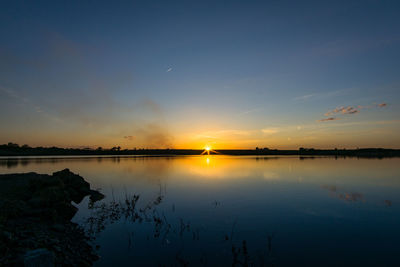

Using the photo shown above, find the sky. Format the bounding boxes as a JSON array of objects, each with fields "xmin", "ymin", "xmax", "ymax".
[{"xmin": 1, "ymin": 0, "xmax": 400, "ymax": 149}]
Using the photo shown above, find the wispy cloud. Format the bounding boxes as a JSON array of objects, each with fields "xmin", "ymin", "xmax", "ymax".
[
  {"xmin": 293, "ymin": 89, "xmax": 350, "ymax": 102},
  {"xmin": 193, "ymin": 129, "xmax": 253, "ymax": 141},
  {"xmin": 219, "ymin": 130, "xmax": 251, "ymax": 136},
  {"xmin": 357, "ymin": 104, "xmax": 374, "ymax": 110},
  {"xmin": 378, "ymin": 103, "xmax": 387, "ymax": 107},
  {"xmin": 318, "ymin": 102, "xmax": 388, "ymax": 122},
  {"xmin": 261, "ymin": 128, "xmax": 279, "ymax": 135},
  {"xmin": 325, "ymin": 106, "xmax": 359, "ymax": 116},
  {"xmin": 123, "ymin": 135, "xmax": 135, "ymax": 141},
  {"xmin": 309, "ymin": 36, "xmax": 400, "ymax": 58},
  {"xmin": 0, "ymin": 85, "xmax": 59, "ymax": 121},
  {"xmin": 239, "ymin": 107, "xmax": 263, "ymax": 115},
  {"xmin": 293, "ymin": 94, "xmax": 316, "ymax": 101},
  {"xmin": 317, "ymin": 117, "xmax": 340, "ymax": 122},
  {"xmin": 317, "ymin": 119, "xmax": 400, "ymax": 127},
  {"xmin": 166, "ymin": 67, "xmax": 172, "ymax": 72},
  {"xmin": 195, "ymin": 129, "xmax": 252, "ymax": 138},
  {"xmin": 129, "ymin": 123, "xmax": 173, "ymax": 148},
  {"xmin": 358, "ymin": 103, "xmax": 388, "ymax": 109},
  {"xmin": 193, "ymin": 134, "xmax": 217, "ymax": 139},
  {"xmin": 0, "ymin": 86, "xmax": 28, "ymax": 103}
]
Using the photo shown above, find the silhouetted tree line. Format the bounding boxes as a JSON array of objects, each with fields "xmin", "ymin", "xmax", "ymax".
[
  {"xmin": 297, "ymin": 147, "xmax": 400, "ymax": 157},
  {"xmin": 0, "ymin": 142, "xmax": 399, "ymax": 157},
  {"xmin": 0, "ymin": 143, "xmax": 200, "ymax": 156}
]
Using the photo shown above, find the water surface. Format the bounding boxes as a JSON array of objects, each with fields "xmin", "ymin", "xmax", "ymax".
[{"xmin": 1, "ymin": 156, "xmax": 399, "ymax": 266}]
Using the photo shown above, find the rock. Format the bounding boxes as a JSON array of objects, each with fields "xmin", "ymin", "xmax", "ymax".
[
  {"xmin": 27, "ymin": 197, "xmax": 45, "ymax": 208},
  {"xmin": 29, "ymin": 175, "xmax": 64, "ymax": 193},
  {"xmin": 32, "ymin": 186, "xmax": 69, "ymax": 205},
  {"xmin": 51, "ymin": 224, "xmax": 65, "ymax": 232},
  {"xmin": 2, "ymin": 230, "xmax": 12, "ymax": 240},
  {"xmin": 53, "ymin": 202, "xmax": 78, "ymax": 220},
  {"xmin": 0, "ymin": 169, "xmax": 103, "ymax": 266},
  {"xmin": 24, "ymin": 248, "xmax": 54, "ymax": 267},
  {"xmin": 52, "ymin": 169, "xmax": 91, "ymax": 203},
  {"xmin": 0, "ymin": 199, "xmax": 27, "ymax": 219},
  {"xmin": 24, "ymin": 208, "xmax": 45, "ymax": 217}
]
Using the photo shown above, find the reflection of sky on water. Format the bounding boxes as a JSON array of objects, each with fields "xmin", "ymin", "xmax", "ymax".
[{"xmin": 1, "ymin": 156, "xmax": 400, "ymax": 266}]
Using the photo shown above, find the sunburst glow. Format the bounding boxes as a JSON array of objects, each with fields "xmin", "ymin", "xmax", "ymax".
[{"xmin": 202, "ymin": 145, "xmax": 220, "ymax": 155}]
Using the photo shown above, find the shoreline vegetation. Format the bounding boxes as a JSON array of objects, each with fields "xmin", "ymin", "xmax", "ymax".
[
  {"xmin": 1, "ymin": 170, "xmax": 276, "ymax": 266},
  {"xmin": 1, "ymin": 143, "xmax": 400, "ymax": 158},
  {"xmin": 0, "ymin": 169, "xmax": 104, "ymax": 266}
]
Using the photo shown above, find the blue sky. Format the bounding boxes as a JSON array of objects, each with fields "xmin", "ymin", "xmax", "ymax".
[{"xmin": 1, "ymin": 0, "xmax": 399, "ymax": 148}]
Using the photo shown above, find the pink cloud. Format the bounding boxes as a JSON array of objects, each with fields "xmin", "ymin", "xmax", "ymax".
[
  {"xmin": 317, "ymin": 117, "xmax": 340, "ymax": 122},
  {"xmin": 320, "ymin": 102, "xmax": 388, "ymax": 123},
  {"xmin": 325, "ymin": 106, "xmax": 359, "ymax": 116}
]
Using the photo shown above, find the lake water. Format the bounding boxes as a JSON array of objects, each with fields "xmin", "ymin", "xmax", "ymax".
[{"xmin": 1, "ymin": 156, "xmax": 400, "ymax": 266}]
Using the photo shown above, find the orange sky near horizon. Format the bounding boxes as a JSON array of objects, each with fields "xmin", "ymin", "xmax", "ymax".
[{"xmin": 2, "ymin": 118, "xmax": 399, "ymax": 150}]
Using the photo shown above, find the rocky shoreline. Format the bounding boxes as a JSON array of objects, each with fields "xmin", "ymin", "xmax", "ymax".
[{"xmin": 0, "ymin": 169, "xmax": 104, "ymax": 266}]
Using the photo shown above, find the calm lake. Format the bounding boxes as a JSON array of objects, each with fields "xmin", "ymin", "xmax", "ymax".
[{"xmin": 1, "ymin": 156, "xmax": 400, "ymax": 266}]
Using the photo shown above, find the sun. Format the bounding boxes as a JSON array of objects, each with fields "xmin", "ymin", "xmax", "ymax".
[{"xmin": 202, "ymin": 145, "xmax": 219, "ymax": 155}]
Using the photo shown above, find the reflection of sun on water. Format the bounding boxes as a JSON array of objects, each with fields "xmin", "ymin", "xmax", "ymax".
[
  {"xmin": 180, "ymin": 156, "xmax": 254, "ymax": 179},
  {"xmin": 177, "ymin": 156, "xmax": 289, "ymax": 180}
]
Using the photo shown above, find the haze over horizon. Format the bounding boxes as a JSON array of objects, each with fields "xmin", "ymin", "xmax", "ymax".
[{"xmin": 1, "ymin": 1, "xmax": 400, "ymax": 149}]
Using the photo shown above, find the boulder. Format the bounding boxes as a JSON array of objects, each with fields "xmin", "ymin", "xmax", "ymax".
[
  {"xmin": 0, "ymin": 169, "xmax": 104, "ymax": 266},
  {"xmin": 53, "ymin": 169, "xmax": 91, "ymax": 203}
]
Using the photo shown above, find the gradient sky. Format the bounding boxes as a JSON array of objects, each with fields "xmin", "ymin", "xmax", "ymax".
[{"xmin": 1, "ymin": 0, "xmax": 400, "ymax": 149}]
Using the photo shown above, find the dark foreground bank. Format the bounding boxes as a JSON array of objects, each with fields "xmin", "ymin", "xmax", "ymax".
[{"xmin": 0, "ymin": 169, "xmax": 104, "ymax": 266}]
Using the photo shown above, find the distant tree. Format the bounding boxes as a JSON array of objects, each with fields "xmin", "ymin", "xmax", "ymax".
[
  {"xmin": 117, "ymin": 146, "xmax": 121, "ymax": 151},
  {"xmin": 21, "ymin": 144, "xmax": 31, "ymax": 149},
  {"xmin": 7, "ymin": 142, "xmax": 19, "ymax": 148},
  {"xmin": 97, "ymin": 147, "xmax": 103, "ymax": 151},
  {"xmin": 256, "ymin": 147, "xmax": 259, "ymax": 150}
]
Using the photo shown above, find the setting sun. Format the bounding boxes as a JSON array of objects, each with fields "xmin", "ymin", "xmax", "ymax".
[{"xmin": 202, "ymin": 145, "xmax": 215, "ymax": 155}]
